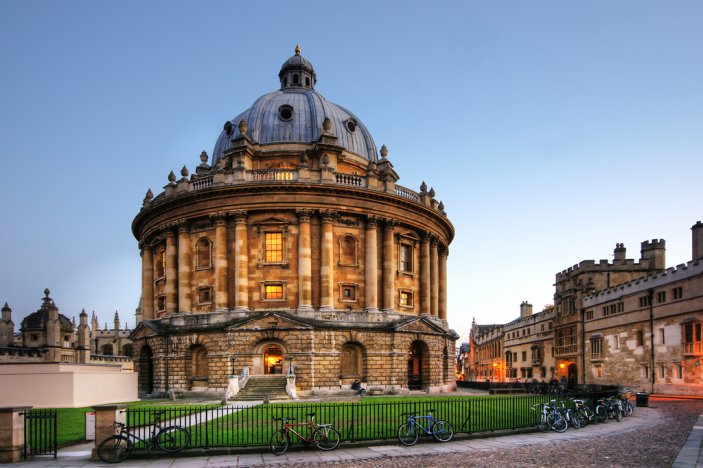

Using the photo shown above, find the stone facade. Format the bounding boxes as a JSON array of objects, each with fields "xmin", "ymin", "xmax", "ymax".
[
  {"xmin": 468, "ymin": 221, "xmax": 703, "ymax": 395},
  {"xmin": 130, "ymin": 48, "xmax": 458, "ymax": 397}
]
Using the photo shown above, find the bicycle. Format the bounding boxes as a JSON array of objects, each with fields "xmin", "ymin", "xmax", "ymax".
[
  {"xmin": 397, "ymin": 409, "xmax": 454, "ymax": 446},
  {"xmin": 572, "ymin": 398, "xmax": 596, "ymax": 426},
  {"xmin": 97, "ymin": 411, "xmax": 190, "ymax": 463},
  {"xmin": 530, "ymin": 401, "xmax": 567, "ymax": 433},
  {"xmin": 270, "ymin": 413, "xmax": 340, "ymax": 455}
]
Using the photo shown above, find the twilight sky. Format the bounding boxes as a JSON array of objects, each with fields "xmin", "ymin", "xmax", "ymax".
[{"xmin": 1, "ymin": 1, "xmax": 701, "ymax": 345}]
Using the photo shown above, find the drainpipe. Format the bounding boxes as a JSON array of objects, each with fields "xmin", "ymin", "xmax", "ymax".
[
  {"xmin": 580, "ymin": 308, "xmax": 586, "ymax": 385},
  {"xmin": 648, "ymin": 289, "xmax": 655, "ymax": 394},
  {"xmin": 165, "ymin": 334, "xmax": 170, "ymax": 395}
]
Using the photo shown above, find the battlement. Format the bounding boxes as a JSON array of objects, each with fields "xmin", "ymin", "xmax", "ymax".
[
  {"xmin": 584, "ymin": 258, "xmax": 703, "ymax": 307},
  {"xmin": 504, "ymin": 307, "xmax": 556, "ymax": 331},
  {"xmin": 556, "ymin": 258, "xmax": 648, "ymax": 281},
  {"xmin": 641, "ymin": 238, "xmax": 666, "ymax": 250}
]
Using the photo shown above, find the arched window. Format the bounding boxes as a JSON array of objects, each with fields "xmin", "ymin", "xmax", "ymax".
[
  {"xmin": 121, "ymin": 344, "xmax": 133, "ymax": 357},
  {"xmin": 195, "ymin": 238, "xmax": 212, "ymax": 269},
  {"xmin": 101, "ymin": 344, "xmax": 114, "ymax": 356},
  {"xmin": 339, "ymin": 235, "xmax": 357, "ymax": 266}
]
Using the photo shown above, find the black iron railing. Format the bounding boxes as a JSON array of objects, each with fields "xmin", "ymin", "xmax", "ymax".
[
  {"xmin": 123, "ymin": 388, "xmax": 618, "ymax": 450},
  {"xmin": 23, "ymin": 409, "xmax": 57, "ymax": 459}
]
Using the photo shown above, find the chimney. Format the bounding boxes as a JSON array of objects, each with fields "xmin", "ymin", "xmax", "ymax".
[
  {"xmin": 519, "ymin": 301, "xmax": 533, "ymax": 318},
  {"xmin": 613, "ymin": 243, "xmax": 626, "ymax": 262},
  {"xmin": 692, "ymin": 221, "xmax": 703, "ymax": 262},
  {"xmin": 641, "ymin": 239, "xmax": 666, "ymax": 270}
]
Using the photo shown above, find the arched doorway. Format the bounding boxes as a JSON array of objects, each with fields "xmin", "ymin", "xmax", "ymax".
[
  {"xmin": 138, "ymin": 345, "xmax": 154, "ymax": 395},
  {"xmin": 407, "ymin": 341, "xmax": 428, "ymax": 390},
  {"xmin": 568, "ymin": 363, "xmax": 578, "ymax": 389},
  {"xmin": 264, "ymin": 345, "xmax": 283, "ymax": 374}
]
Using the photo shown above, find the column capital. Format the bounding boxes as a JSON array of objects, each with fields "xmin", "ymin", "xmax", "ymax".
[
  {"xmin": 177, "ymin": 219, "xmax": 189, "ymax": 233},
  {"xmin": 384, "ymin": 218, "xmax": 397, "ymax": 230},
  {"xmin": 296, "ymin": 209, "xmax": 313, "ymax": 223},
  {"xmin": 210, "ymin": 211, "xmax": 228, "ymax": 226},
  {"xmin": 320, "ymin": 210, "xmax": 338, "ymax": 223},
  {"xmin": 421, "ymin": 231, "xmax": 432, "ymax": 243},
  {"xmin": 366, "ymin": 215, "xmax": 379, "ymax": 229},
  {"xmin": 232, "ymin": 210, "xmax": 248, "ymax": 224},
  {"xmin": 430, "ymin": 235, "xmax": 438, "ymax": 247},
  {"xmin": 164, "ymin": 227, "xmax": 176, "ymax": 238}
]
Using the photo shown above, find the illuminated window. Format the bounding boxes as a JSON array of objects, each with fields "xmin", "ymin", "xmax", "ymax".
[
  {"xmin": 265, "ymin": 232, "xmax": 283, "ymax": 263},
  {"xmin": 683, "ymin": 321, "xmax": 702, "ymax": 355},
  {"xmin": 399, "ymin": 290, "xmax": 414, "ymax": 307},
  {"xmin": 265, "ymin": 284, "xmax": 283, "ymax": 300}
]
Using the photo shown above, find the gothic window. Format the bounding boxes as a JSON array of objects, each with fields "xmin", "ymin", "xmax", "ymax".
[
  {"xmin": 101, "ymin": 344, "xmax": 114, "ymax": 356},
  {"xmin": 590, "ymin": 337, "xmax": 603, "ymax": 360},
  {"xmin": 191, "ymin": 345, "xmax": 208, "ymax": 380},
  {"xmin": 121, "ymin": 344, "xmax": 133, "ymax": 357},
  {"xmin": 339, "ymin": 235, "xmax": 358, "ymax": 266},
  {"xmin": 155, "ymin": 248, "xmax": 165, "ymax": 278},
  {"xmin": 195, "ymin": 237, "xmax": 212, "ymax": 269}
]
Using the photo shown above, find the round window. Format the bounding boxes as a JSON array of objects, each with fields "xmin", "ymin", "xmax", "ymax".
[
  {"xmin": 346, "ymin": 120, "xmax": 357, "ymax": 132},
  {"xmin": 278, "ymin": 105, "xmax": 293, "ymax": 121}
]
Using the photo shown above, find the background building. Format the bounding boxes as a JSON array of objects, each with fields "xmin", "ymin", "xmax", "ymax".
[{"xmin": 130, "ymin": 47, "xmax": 458, "ymax": 397}]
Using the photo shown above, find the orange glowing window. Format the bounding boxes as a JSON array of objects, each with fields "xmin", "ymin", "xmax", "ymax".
[
  {"xmin": 265, "ymin": 232, "xmax": 283, "ymax": 262},
  {"xmin": 265, "ymin": 284, "xmax": 283, "ymax": 300}
]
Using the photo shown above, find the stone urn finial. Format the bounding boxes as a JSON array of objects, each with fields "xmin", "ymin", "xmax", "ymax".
[
  {"xmin": 44, "ymin": 288, "xmax": 50, "ymax": 298},
  {"xmin": 323, "ymin": 117, "xmax": 332, "ymax": 134},
  {"xmin": 180, "ymin": 165, "xmax": 189, "ymax": 178},
  {"xmin": 438, "ymin": 201, "xmax": 445, "ymax": 211},
  {"xmin": 380, "ymin": 145, "xmax": 388, "ymax": 159},
  {"xmin": 420, "ymin": 181, "xmax": 427, "ymax": 193},
  {"xmin": 238, "ymin": 119, "xmax": 248, "ymax": 136},
  {"xmin": 429, "ymin": 187, "xmax": 436, "ymax": 198},
  {"xmin": 168, "ymin": 171, "xmax": 177, "ymax": 183},
  {"xmin": 143, "ymin": 188, "xmax": 154, "ymax": 205},
  {"xmin": 200, "ymin": 151, "xmax": 208, "ymax": 164}
]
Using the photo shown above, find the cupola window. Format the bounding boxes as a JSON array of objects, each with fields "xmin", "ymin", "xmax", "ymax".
[
  {"xmin": 278, "ymin": 105, "xmax": 294, "ymax": 122},
  {"xmin": 293, "ymin": 74, "xmax": 299, "ymax": 85},
  {"xmin": 305, "ymin": 77, "xmax": 310, "ymax": 87},
  {"xmin": 345, "ymin": 119, "xmax": 357, "ymax": 133}
]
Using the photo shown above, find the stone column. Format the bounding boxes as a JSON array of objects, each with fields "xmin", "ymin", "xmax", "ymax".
[
  {"xmin": 430, "ymin": 238, "xmax": 439, "ymax": 317},
  {"xmin": 439, "ymin": 247, "xmax": 448, "ymax": 320},
  {"xmin": 213, "ymin": 213, "xmax": 229, "ymax": 310},
  {"xmin": 420, "ymin": 233, "xmax": 431, "ymax": 315},
  {"xmin": 296, "ymin": 210, "xmax": 313, "ymax": 312},
  {"xmin": 0, "ymin": 407, "xmax": 31, "ymax": 463},
  {"xmin": 233, "ymin": 211, "xmax": 249, "ymax": 312},
  {"xmin": 177, "ymin": 221, "xmax": 192, "ymax": 313},
  {"xmin": 165, "ymin": 228, "xmax": 178, "ymax": 313},
  {"xmin": 365, "ymin": 216, "xmax": 379, "ymax": 313},
  {"xmin": 91, "ymin": 404, "xmax": 127, "ymax": 461},
  {"xmin": 382, "ymin": 220, "xmax": 395, "ymax": 312},
  {"xmin": 320, "ymin": 210, "xmax": 336, "ymax": 312},
  {"xmin": 140, "ymin": 244, "xmax": 154, "ymax": 321}
]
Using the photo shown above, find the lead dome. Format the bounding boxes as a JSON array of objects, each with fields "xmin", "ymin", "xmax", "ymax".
[{"xmin": 213, "ymin": 46, "xmax": 377, "ymax": 163}]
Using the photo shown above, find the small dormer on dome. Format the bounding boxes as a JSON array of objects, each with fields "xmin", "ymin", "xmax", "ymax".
[{"xmin": 279, "ymin": 45, "xmax": 316, "ymax": 90}]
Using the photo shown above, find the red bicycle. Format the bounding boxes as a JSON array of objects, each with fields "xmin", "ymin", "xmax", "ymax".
[{"xmin": 269, "ymin": 413, "xmax": 340, "ymax": 455}]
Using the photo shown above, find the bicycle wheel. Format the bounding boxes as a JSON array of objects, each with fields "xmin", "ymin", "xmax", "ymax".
[
  {"xmin": 313, "ymin": 426, "xmax": 340, "ymax": 451},
  {"xmin": 97, "ymin": 435, "xmax": 132, "ymax": 463},
  {"xmin": 567, "ymin": 410, "xmax": 581, "ymax": 429},
  {"xmin": 157, "ymin": 426, "xmax": 190, "ymax": 453},
  {"xmin": 397, "ymin": 423, "xmax": 419, "ymax": 446},
  {"xmin": 547, "ymin": 412, "xmax": 568, "ymax": 433},
  {"xmin": 269, "ymin": 430, "xmax": 290, "ymax": 455},
  {"xmin": 624, "ymin": 401, "xmax": 633, "ymax": 416},
  {"xmin": 595, "ymin": 405, "xmax": 608, "ymax": 423},
  {"xmin": 537, "ymin": 414, "xmax": 550, "ymax": 433},
  {"xmin": 576, "ymin": 409, "xmax": 588, "ymax": 427},
  {"xmin": 614, "ymin": 408, "xmax": 622, "ymax": 422},
  {"xmin": 431, "ymin": 420, "xmax": 454, "ymax": 442}
]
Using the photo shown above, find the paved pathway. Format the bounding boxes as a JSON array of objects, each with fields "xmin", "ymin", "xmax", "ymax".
[{"xmin": 672, "ymin": 409, "xmax": 703, "ymax": 468}]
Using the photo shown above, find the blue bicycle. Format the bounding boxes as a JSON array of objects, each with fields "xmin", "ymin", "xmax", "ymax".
[{"xmin": 397, "ymin": 410, "xmax": 454, "ymax": 445}]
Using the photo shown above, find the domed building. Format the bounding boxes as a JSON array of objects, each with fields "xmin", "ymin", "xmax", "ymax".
[{"xmin": 130, "ymin": 47, "xmax": 457, "ymax": 397}]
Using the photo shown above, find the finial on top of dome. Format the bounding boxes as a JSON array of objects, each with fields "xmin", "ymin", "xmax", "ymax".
[
  {"xmin": 295, "ymin": 44, "xmax": 301, "ymax": 56},
  {"xmin": 380, "ymin": 145, "xmax": 388, "ymax": 159},
  {"xmin": 44, "ymin": 288, "xmax": 50, "ymax": 298}
]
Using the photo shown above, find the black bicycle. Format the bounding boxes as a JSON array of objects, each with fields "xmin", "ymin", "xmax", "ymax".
[
  {"xmin": 397, "ymin": 409, "xmax": 454, "ymax": 446},
  {"xmin": 97, "ymin": 411, "xmax": 190, "ymax": 463}
]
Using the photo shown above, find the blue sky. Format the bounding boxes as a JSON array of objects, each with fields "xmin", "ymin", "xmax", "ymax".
[{"xmin": 1, "ymin": 1, "xmax": 701, "ymax": 344}]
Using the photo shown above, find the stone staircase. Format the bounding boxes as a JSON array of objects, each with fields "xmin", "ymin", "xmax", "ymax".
[{"xmin": 229, "ymin": 375, "xmax": 290, "ymax": 401}]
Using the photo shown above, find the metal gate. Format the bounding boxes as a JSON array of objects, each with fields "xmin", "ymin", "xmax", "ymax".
[{"xmin": 23, "ymin": 409, "xmax": 57, "ymax": 459}]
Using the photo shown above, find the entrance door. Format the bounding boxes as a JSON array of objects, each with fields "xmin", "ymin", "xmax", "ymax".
[
  {"xmin": 139, "ymin": 346, "xmax": 154, "ymax": 394},
  {"xmin": 568, "ymin": 363, "xmax": 578, "ymax": 389},
  {"xmin": 408, "ymin": 342, "xmax": 423, "ymax": 390},
  {"xmin": 264, "ymin": 345, "xmax": 283, "ymax": 374}
]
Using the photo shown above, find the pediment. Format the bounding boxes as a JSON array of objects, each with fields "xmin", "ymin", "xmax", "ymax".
[
  {"xmin": 129, "ymin": 321, "xmax": 160, "ymax": 340},
  {"xmin": 225, "ymin": 312, "xmax": 313, "ymax": 331},
  {"xmin": 254, "ymin": 216, "xmax": 290, "ymax": 226},
  {"xmin": 394, "ymin": 316, "xmax": 446, "ymax": 335}
]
